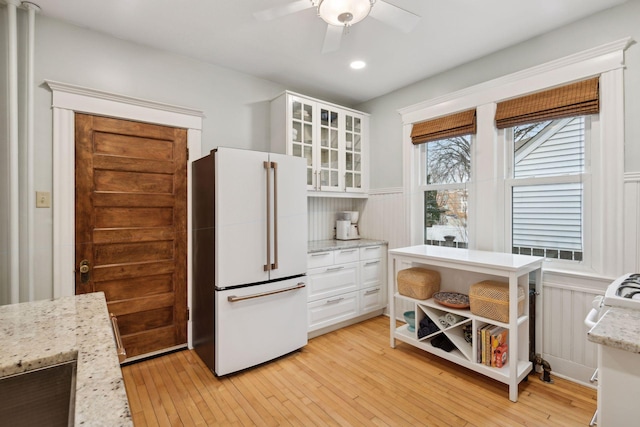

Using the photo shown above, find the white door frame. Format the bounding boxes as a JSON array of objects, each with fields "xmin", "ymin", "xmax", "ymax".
[{"xmin": 46, "ymin": 80, "xmax": 203, "ymax": 348}]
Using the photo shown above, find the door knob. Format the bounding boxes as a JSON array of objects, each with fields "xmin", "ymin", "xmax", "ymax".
[{"xmin": 79, "ymin": 259, "xmax": 90, "ymax": 283}]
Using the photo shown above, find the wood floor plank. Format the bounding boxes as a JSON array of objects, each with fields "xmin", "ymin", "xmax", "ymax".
[{"xmin": 122, "ymin": 315, "xmax": 597, "ymax": 426}]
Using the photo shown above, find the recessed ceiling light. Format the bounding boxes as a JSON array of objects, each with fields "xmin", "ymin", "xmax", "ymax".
[{"xmin": 350, "ymin": 60, "xmax": 366, "ymax": 70}]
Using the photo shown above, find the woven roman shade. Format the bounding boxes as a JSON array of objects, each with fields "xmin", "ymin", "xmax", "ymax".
[
  {"xmin": 495, "ymin": 77, "xmax": 599, "ymax": 129},
  {"xmin": 411, "ymin": 109, "xmax": 476, "ymax": 145}
]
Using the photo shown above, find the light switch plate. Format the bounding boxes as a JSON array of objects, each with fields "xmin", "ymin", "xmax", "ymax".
[{"xmin": 36, "ymin": 191, "xmax": 50, "ymax": 208}]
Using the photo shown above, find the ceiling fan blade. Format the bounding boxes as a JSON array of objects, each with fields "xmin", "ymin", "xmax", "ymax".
[
  {"xmin": 322, "ymin": 24, "xmax": 343, "ymax": 54},
  {"xmin": 253, "ymin": 0, "xmax": 314, "ymax": 21},
  {"xmin": 369, "ymin": 0, "xmax": 420, "ymax": 33}
]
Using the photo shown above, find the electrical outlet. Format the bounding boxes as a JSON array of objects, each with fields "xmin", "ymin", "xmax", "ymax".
[{"xmin": 36, "ymin": 191, "xmax": 50, "ymax": 208}]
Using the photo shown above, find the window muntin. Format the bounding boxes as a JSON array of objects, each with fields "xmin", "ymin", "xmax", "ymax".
[
  {"xmin": 508, "ymin": 116, "xmax": 588, "ymax": 261},
  {"xmin": 420, "ymin": 135, "xmax": 471, "ymax": 247}
]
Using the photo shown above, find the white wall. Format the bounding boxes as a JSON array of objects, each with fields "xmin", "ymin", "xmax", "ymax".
[
  {"xmin": 357, "ymin": 0, "xmax": 640, "ymax": 188},
  {"xmin": 3, "ymin": 13, "xmax": 294, "ymax": 301}
]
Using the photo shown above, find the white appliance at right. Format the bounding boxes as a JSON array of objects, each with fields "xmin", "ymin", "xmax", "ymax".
[{"xmin": 585, "ymin": 273, "xmax": 640, "ymax": 426}]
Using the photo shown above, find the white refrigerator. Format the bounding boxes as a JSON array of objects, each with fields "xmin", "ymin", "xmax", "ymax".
[{"xmin": 192, "ymin": 147, "xmax": 308, "ymax": 376}]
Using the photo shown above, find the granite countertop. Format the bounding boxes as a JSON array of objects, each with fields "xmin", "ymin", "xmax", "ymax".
[
  {"xmin": 0, "ymin": 292, "xmax": 133, "ymax": 426},
  {"xmin": 308, "ymin": 238, "xmax": 388, "ymax": 253},
  {"xmin": 588, "ymin": 306, "xmax": 640, "ymax": 353}
]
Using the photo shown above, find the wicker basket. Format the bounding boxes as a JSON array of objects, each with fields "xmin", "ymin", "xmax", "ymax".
[
  {"xmin": 397, "ymin": 268, "xmax": 440, "ymax": 300},
  {"xmin": 469, "ymin": 280, "xmax": 525, "ymax": 323}
]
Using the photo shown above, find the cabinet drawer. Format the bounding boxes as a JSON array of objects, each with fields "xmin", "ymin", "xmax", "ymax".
[
  {"xmin": 360, "ymin": 245, "xmax": 383, "ymax": 260},
  {"xmin": 308, "ymin": 291, "xmax": 358, "ymax": 332},
  {"xmin": 360, "ymin": 286, "xmax": 385, "ymax": 314},
  {"xmin": 307, "ymin": 251, "xmax": 334, "ymax": 269},
  {"xmin": 334, "ymin": 248, "xmax": 359, "ymax": 264},
  {"xmin": 307, "ymin": 262, "xmax": 358, "ymax": 301},
  {"xmin": 361, "ymin": 259, "xmax": 382, "ymax": 288}
]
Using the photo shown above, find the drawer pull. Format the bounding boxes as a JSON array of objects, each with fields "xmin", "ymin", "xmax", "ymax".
[
  {"xmin": 228, "ymin": 283, "xmax": 305, "ymax": 302},
  {"xmin": 311, "ymin": 252, "xmax": 330, "ymax": 257},
  {"xmin": 365, "ymin": 246, "xmax": 380, "ymax": 250},
  {"xmin": 340, "ymin": 249, "xmax": 357, "ymax": 253},
  {"xmin": 326, "ymin": 297, "xmax": 344, "ymax": 304},
  {"xmin": 364, "ymin": 288, "xmax": 380, "ymax": 295},
  {"xmin": 364, "ymin": 260, "xmax": 380, "ymax": 266},
  {"xmin": 326, "ymin": 266, "xmax": 344, "ymax": 272}
]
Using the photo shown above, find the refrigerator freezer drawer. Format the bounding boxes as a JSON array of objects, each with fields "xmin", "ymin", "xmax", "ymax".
[{"xmin": 214, "ymin": 277, "xmax": 308, "ymax": 376}]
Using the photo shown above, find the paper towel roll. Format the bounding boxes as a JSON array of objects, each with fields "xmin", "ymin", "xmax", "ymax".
[
  {"xmin": 445, "ymin": 313, "xmax": 463, "ymax": 326},
  {"xmin": 437, "ymin": 315, "xmax": 449, "ymax": 328}
]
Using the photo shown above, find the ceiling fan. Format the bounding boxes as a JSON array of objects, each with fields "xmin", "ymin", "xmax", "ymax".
[{"xmin": 253, "ymin": 0, "xmax": 421, "ymax": 53}]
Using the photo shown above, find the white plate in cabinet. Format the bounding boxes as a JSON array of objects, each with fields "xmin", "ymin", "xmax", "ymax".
[
  {"xmin": 307, "ymin": 262, "xmax": 358, "ymax": 302},
  {"xmin": 360, "ymin": 286, "xmax": 384, "ymax": 314},
  {"xmin": 308, "ymin": 291, "xmax": 358, "ymax": 332},
  {"xmin": 360, "ymin": 245, "xmax": 383, "ymax": 260},
  {"xmin": 307, "ymin": 251, "xmax": 334, "ymax": 269},
  {"xmin": 334, "ymin": 248, "xmax": 359, "ymax": 264}
]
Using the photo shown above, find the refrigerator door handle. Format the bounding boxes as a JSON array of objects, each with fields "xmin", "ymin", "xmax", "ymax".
[
  {"xmin": 263, "ymin": 161, "xmax": 271, "ymax": 272},
  {"xmin": 227, "ymin": 283, "xmax": 306, "ymax": 302},
  {"xmin": 271, "ymin": 161, "xmax": 279, "ymax": 270}
]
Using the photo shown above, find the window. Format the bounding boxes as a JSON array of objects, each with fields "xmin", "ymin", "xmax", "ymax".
[
  {"xmin": 506, "ymin": 117, "xmax": 590, "ymax": 261},
  {"xmin": 419, "ymin": 135, "xmax": 471, "ymax": 247},
  {"xmin": 404, "ymin": 40, "xmax": 626, "ymax": 277}
]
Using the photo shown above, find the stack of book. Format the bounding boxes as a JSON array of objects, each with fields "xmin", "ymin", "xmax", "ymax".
[{"xmin": 476, "ymin": 325, "xmax": 508, "ymax": 368}]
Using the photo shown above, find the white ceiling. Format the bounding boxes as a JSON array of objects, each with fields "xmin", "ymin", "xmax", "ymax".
[{"xmin": 35, "ymin": 0, "xmax": 626, "ymax": 105}]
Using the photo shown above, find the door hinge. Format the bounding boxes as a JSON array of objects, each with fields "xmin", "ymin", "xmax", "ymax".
[
  {"xmin": 186, "ymin": 147, "xmax": 189, "ymax": 160},
  {"xmin": 187, "ymin": 307, "xmax": 190, "ymax": 321}
]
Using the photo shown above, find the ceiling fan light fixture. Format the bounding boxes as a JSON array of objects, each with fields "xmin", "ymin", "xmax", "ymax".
[{"xmin": 317, "ymin": 0, "xmax": 373, "ymax": 27}]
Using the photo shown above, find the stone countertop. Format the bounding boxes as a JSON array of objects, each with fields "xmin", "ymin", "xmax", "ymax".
[
  {"xmin": 588, "ymin": 306, "xmax": 640, "ymax": 353},
  {"xmin": 308, "ymin": 238, "xmax": 388, "ymax": 253},
  {"xmin": 0, "ymin": 292, "xmax": 133, "ymax": 426}
]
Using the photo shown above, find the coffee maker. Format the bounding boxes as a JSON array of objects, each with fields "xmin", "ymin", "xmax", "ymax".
[{"xmin": 336, "ymin": 211, "xmax": 360, "ymax": 240}]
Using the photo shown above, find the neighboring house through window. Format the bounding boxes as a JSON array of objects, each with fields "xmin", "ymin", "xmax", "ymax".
[{"xmin": 506, "ymin": 116, "xmax": 590, "ymax": 261}]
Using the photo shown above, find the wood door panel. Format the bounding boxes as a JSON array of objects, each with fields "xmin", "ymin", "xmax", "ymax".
[
  {"xmin": 94, "ymin": 241, "xmax": 174, "ymax": 265},
  {"xmin": 93, "ymin": 260, "xmax": 175, "ymax": 282},
  {"xmin": 75, "ymin": 113, "xmax": 187, "ymax": 360},
  {"xmin": 93, "ymin": 193, "xmax": 175, "ymax": 208},
  {"xmin": 121, "ymin": 326, "xmax": 178, "ymax": 357},
  {"xmin": 94, "ymin": 170, "xmax": 174, "ymax": 193},
  {"xmin": 92, "ymin": 115, "xmax": 176, "ymax": 139},
  {"xmin": 94, "ymin": 207, "xmax": 174, "ymax": 228},
  {"xmin": 107, "ymin": 293, "xmax": 175, "ymax": 316},
  {"xmin": 93, "ymin": 155, "xmax": 174, "ymax": 174},
  {"xmin": 116, "ymin": 307, "xmax": 174, "ymax": 336},
  {"xmin": 95, "ymin": 274, "xmax": 174, "ymax": 300},
  {"xmin": 93, "ymin": 227, "xmax": 175, "ymax": 244},
  {"xmin": 94, "ymin": 132, "xmax": 174, "ymax": 161}
]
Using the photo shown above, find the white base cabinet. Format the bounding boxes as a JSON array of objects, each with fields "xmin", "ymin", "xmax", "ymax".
[
  {"xmin": 388, "ymin": 245, "xmax": 543, "ymax": 402},
  {"xmin": 307, "ymin": 244, "xmax": 386, "ymax": 333}
]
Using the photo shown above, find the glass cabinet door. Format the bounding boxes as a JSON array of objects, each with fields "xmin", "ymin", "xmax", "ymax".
[
  {"xmin": 318, "ymin": 105, "xmax": 340, "ymax": 191},
  {"xmin": 344, "ymin": 114, "xmax": 363, "ymax": 191},
  {"xmin": 289, "ymin": 97, "xmax": 315, "ymax": 187}
]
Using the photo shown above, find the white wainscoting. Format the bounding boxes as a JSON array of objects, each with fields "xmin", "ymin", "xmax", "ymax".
[
  {"xmin": 541, "ymin": 272, "xmax": 606, "ymax": 386},
  {"xmin": 624, "ymin": 173, "xmax": 640, "ymax": 273}
]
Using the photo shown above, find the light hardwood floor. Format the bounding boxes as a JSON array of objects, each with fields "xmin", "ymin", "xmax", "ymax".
[{"xmin": 122, "ymin": 316, "xmax": 597, "ymax": 426}]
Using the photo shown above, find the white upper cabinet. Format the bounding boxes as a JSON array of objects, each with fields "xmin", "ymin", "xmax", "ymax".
[{"xmin": 271, "ymin": 91, "xmax": 369, "ymax": 197}]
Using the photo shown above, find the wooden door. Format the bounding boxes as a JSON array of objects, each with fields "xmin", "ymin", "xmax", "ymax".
[{"xmin": 75, "ymin": 113, "xmax": 187, "ymax": 360}]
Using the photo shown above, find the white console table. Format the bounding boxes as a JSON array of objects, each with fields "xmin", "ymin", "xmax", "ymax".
[{"xmin": 388, "ymin": 245, "xmax": 543, "ymax": 402}]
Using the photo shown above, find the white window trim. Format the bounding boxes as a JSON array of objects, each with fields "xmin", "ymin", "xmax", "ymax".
[{"xmin": 399, "ymin": 37, "xmax": 631, "ymax": 279}]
